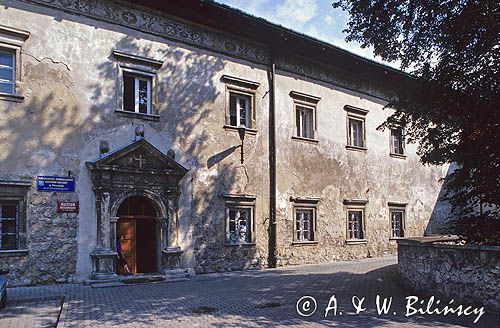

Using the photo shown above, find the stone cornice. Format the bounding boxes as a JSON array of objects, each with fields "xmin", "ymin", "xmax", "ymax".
[{"xmin": 19, "ymin": 0, "xmax": 396, "ymax": 100}]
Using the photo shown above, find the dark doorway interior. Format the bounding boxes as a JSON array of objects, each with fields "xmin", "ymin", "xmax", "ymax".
[{"xmin": 116, "ymin": 196, "xmax": 157, "ymax": 274}]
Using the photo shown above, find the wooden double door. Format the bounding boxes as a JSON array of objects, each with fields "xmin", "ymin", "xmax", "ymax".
[{"xmin": 116, "ymin": 196, "xmax": 158, "ymax": 274}]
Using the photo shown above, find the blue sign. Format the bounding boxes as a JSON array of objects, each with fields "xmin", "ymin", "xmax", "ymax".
[{"xmin": 37, "ymin": 176, "xmax": 75, "ymax": 192}]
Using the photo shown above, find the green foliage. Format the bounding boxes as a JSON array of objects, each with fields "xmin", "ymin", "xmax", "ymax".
[{"xmin": 334, "ymin": 0, "xmax": 500, "ymax": 244}]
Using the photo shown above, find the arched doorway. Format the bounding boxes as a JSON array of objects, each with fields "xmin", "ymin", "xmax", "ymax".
[{"xmin": 116, "ymin": 196, "xmax": 158, "ymax": 274}]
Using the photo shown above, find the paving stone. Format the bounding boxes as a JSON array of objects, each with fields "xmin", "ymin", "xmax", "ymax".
[{"xmin": 2, "ymin": 257, "xmax": 499, "ymax": 327}]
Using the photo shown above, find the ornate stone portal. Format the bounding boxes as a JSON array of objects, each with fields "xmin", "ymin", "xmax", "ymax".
[{"xmin": 86, "ymin": 138, "xmax": 188, "ymax": 280}]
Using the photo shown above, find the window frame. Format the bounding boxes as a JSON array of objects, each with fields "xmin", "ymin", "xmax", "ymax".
[
  {"xmin": 344, "ymin": 199, "xmax": 368, "ymax": 244},
  {"xmin": 227, "ymin": 88, "xmax": 254, "ymax": 128},
  {"xmin": 344, "ymin": 105, "xmax": 368, "ymax": 151},
  {"xmin": 226, "ymin": 205, "xmax": 253, "ymax": 245},
  {"xmin": 222, "ymin": 75, "xmax": 260, "ymax": 134},
  {"xmin": 0, "ymin": 181, "xmax": 30, "ymax": 257},
  {"xmin": 389, "ymin": 202, "xmax": 407, "ymax": 239},
  {"xmin": 290, "ymin": 196, "xmax": 320, "ymax": 245},
  {"xmin": 290, "ymin": 91, "xmax": 320, "ymax": 143},
  {"xmin": 113, "ymin": 50, "xmax": 163, "ymax": 121},
  {"xmin": 0, "ymin": 25, "xmax": 30, "ymax": 102},
  {"xmin": 221, "ymin": 193, "xmax": 256, "ymax": 246},
  {"xmin": 389, "ymin": 127, "xmax": 406, "ymax": 158}
]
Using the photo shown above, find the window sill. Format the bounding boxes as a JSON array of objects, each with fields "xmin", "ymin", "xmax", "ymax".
[
  {"xmin": 345, "ymin": 145, "xmax": 367, "ymax": 152},
  {"xmin": 291, "ymin": 136, "xmax": 319, "ymax": 144},
  {"xmin": 389, "ymin": 237, "xmax": 405, "ymax": 241},
  {"xmin": 0, "ymin": 93, "xmax": 24, "ymax": 103},
  {"xmin": 292, "ymin": 241, "xmax": 318, "ymax": 246},
  {"xmin": 115, "ymin": 109, "xmax": 160, "ymax": 121},
  {"xmin": 0, "ymin": 249, "xmax": 28, "ymax": 257},
  {"xmin": 225, "ymin": 243, "xmax": 256, "ymax": 247},
  {"xmin": 223, "ymin": 125, "xmax": 257, "ymax": 135},
  {"xmin": 390, "ymin": 153, "xmax": 407, "ymax": 159},
  {"xmin": 345, "ymin": 239, "xmax": 367, "ymax": 245}
]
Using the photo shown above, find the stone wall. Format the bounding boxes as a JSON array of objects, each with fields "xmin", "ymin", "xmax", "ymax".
[{"xmin": 397, "ymin": 237, "xmax": 500, "ymax": 312}]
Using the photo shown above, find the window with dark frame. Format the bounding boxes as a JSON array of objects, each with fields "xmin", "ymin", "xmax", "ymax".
[
  {"xmin": 295, "ymin": 105, "xmax": 314, "ymax": 139},
  {"xmin": 123, "ymin": 72, "xmax": 152, "ymax": 114},
  {"xmin": 227, "ymin": 207, "xmax": 252, "ymax": 244},
  {"xmin": 229, "ymin": 92, "xmax": 252, "ymax": 127},
  {"xmin": 0, "ymin": 202, "xmax": 19, "ymax": 250},
  {"xmin": 390, "ymin": 128, "xmax": 405, "ymax": 155},
  {"xmin": 295, "ymin": 208, "xmax": 314, "ymax": 242},
  {"xmin": 390, "ymin": 209, "xmax": 405, "ymax": 238},
  {"xmin": 347, "ymin": 210, "xmax": 364, "ymax": 240},
  {"xmin": 0, "ymin": 49, "xmax": 15, "ymax": 95}
]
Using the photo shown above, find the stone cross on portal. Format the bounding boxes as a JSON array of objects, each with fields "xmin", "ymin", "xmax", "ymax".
[{"xmin": 131, "ymin": 154, "xmax": 147, "ymax": 169}]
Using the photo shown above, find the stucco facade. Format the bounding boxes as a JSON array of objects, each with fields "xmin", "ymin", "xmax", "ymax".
[{"xmin": 0, "ymin": 0, "xmax": 448, "ymax": 286}]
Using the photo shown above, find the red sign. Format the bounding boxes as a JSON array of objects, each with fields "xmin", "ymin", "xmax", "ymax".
[{"xmin": 57, "ymin": 201, "xmax": 79, "ymax": 213}]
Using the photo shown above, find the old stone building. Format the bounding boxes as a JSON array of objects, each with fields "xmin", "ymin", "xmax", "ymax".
[{"xmin": 0, "ymin": 0, "xmax": 448, "ymax": 286}]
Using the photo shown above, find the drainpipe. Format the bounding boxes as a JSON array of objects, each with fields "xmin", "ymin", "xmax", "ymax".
[{"xmin": 268, "ymin": 54, "xmax": 277, "ymax": 268}]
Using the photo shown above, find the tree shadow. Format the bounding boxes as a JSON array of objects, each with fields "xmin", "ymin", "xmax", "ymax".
[
  {"xmin": 16, "ymin": 261, "xmax": 495, "ymax": 328},
  {"xmin": 1, "ymin": 4, "xmax": 259, "ymax": 285}
]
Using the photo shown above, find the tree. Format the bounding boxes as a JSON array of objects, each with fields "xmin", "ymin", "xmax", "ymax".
[{"xmin": 333, "ymin": 0, "xmax": 500, "ymax": 244}]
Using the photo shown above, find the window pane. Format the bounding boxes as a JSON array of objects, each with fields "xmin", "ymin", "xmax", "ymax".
[
  {"xmin": 229, "ymin": 94, "xmax": 237, "ymax": 126},
  {"xmin": 123, "ymin": 75, "xmax": 135, "ymax": 112},
  {"xmin": 1, "ymin": 234, "xmax": 17, "ymax": 250},
  {"xmin": 2, "ymin": 221, "xmax": 16, "ymax": 234},
  {"xmin": 296, "ymin": 108, "xmax": 302, "ymax": 137},
  {"xmin": 0, "ymin": 51, "xmax": 14, "ymax": 67},
  {"xmin": 0, "ymin": 82, "xmax": 13, "ymax": 94},
  {"xmin": 238, "ymin": 97, "xmax": 248, "ymax": 126},
  {"xmin": 0, "ymin": 67, "xmax": 13, "ymax": 82},
  {"xmin": 138, "ymin": 79, "xmax": 149, "ymax": 114},
  {"xmin": 1, "ymin": 204, "xmax": 17, "ymax": 218}
]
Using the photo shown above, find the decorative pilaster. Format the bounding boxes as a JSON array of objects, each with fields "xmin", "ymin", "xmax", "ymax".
[{"xmin": 89, "ymin": 191, "xmax": 117, "ymax": 280}]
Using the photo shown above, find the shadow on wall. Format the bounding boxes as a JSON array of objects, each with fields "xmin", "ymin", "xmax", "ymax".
[
  {"xmin": 426, "ymin": 164, "xmax": 457, "ymax": 235},
  {"xmin": 0, "ymin": 6, "xmax": 257, "ymax": 280}
]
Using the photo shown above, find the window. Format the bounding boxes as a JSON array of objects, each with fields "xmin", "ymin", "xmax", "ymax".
[
  {"xmin": 123, "ymin": 73, "xmax": 152, "ymax": 114},
  {"xmin": 344, "ymin": 105, "xmax": 368, "ymax": 150},
  {"xmin": 229, "ymin": 91, "xmax": 252, "ymax": 127},
  {"xmin": 388, "ymin": 203, "xmax": 407, "ymax": 238},
  {"xmin": 0, "ymin": 49, "xmax": 15, "ymax": 95},
  {"xmin": 222, "ymin": 75, "xmax": 259, "ymax": 131},
  {"xmin": 390, "ymin": 128, "xmax": 405, "ymax": 156},
  {"xmin": 113, "ymin": 50, "xmax": 163, "ymax": 120},
  {"xmin": 295, "ymin": 105, "xmax": 314, "ymax": 139},
  {"xmin": 348, "ymin": 117, "xmax": 365, "ymax": 148},
  {"xmin": 290, "ymin": 91, "xmax": 320, "ymax": 142},
  {"xmin": 295, "ymin": 208, "xmax": 315, "ymax": 241},
  {"xmin": 390, "ymin": 210, "xmax": 405, "ymax": 238},
  {"xmin": 291, "ymin": 196, "xmax": 319, "ymax": 244},
  {"xmin": 227, "ymin": 207, "xmax": 252, "ymax": 244},
  {"xmin": 0, "ymin": 181, "xmax": 29, "ymax": 255},
  {"xmin": 222, "ymin": 193, "xmax": 256, "ymax": 245},
  {"xmin": 0, "ymin": 202, "xmax": 18, "ymax": 250},
  {"xmin": 347, "ymin": 210, "xmax": 364, "ymax": 239},
  {"xmin": 344, "ymin": 199, "xmax": 368, "ymax": 243},
  {"xmin": 0, "ymin": 25, "xmax": 29, "ymax": 102}
]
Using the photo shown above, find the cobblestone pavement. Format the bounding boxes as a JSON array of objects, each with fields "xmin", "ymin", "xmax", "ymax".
[{"xmin": 1, "ymin": 257, "xmax": 498, "ymax": 327}]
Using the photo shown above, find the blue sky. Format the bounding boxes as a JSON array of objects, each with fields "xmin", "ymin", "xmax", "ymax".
[{"xmin": 215, "ymin": 0, "xmax": 397, "ymax": 68}]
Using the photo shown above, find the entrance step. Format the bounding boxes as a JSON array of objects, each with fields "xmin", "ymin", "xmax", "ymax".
[{"xmin": 85, "ymin": 271, "xmax": 193, "ymax": 288}]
